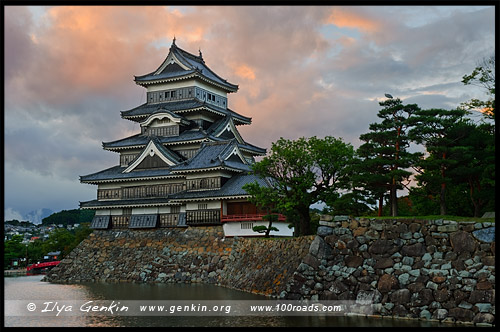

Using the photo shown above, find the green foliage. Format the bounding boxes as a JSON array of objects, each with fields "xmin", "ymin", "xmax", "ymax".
[
  {"xmin": 41, "ymin": 228, "xmax": 75, "ymax": 258},
  {"xmin": 357, "ymin": 98, "xmax": 422, "ymax": 216},
  {"xmin": 4, "ymin": 235, "xmax": 25, "ymax": 269},
  {"xmin": 3, "ymin": 224, "xmax": 93, "ymax": 269},
  {"xmin": 408, "ymin": 108, "xmax": 468, "ymax": 215},
  {"xmin": 446, "ymin": 121, "xmax": 495, "ymax": 217},
  {"xmin": 252, "ymin": 225, "xmax": 279, "ymax": 234},
  {"xmin": 244, "ymin": 136, "xmax": 355, "ymax": 236},
  {"xmin": 42, "ymin": 209, "xmax": 95, "ymax": 226},
  {"xmin": 460, "ymin": 55, "xmax": 495, "ymax": 120}
]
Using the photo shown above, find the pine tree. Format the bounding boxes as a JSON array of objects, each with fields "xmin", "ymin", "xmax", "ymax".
[
  {"xmin": 408, "ymin": 108, "xmax": 467, "ymax": 215},
  {"xmin": 358, "ymin": 98, "xmax": 421, "ymax": 216}
]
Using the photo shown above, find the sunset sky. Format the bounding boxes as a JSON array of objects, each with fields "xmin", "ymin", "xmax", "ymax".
[{"xmin": 4, "ymin": 5, "xmax": 495, "ymax": 221}]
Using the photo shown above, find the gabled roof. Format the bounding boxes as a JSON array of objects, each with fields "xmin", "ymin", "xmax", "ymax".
[
  {"xmin": 134, "ymin": 39, "xmax": 238, "ymax": 93},
  {"xmin": 120, "ymin": 99, "xmax": 251, "ymax": 125},
  {"xmin": 169, "ymin": 173, "xmax": 272, "ymax": 201},
  {"xmin": 208, "ymin": 115, "xmax": 244, "ymax": 143},
  {"xmin": 123, "ymin": 137, "xmax": 183, "ymax": 173},
  {"xmin": 102, "ymin": 116, "xmax": 266, "ymax": 156},
  {"xmin": 102, "ymin": 130, "xmax": 208, "ymax": 151},
  {"xmin": 171, "ymin": 139, "xmax": 250, "ymax": 173},
  {"xmin": 140, "ymin": 108, "xmax": 190, "ymax": 127},
  {"xmin": 80, "ymin": 165, "xmax": 181, "ymax": 184}
]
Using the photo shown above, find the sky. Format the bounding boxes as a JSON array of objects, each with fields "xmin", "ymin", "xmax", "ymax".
[{"xmin": 4, "ymin": 5, "xmax": 496, "ymax": 222}]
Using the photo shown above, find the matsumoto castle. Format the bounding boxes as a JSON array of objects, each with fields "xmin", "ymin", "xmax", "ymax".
[{"xmin": 80, "ymin": 39, "xmax": 292, "ymax": 237}]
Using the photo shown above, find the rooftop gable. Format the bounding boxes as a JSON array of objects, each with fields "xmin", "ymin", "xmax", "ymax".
[
  {"xmin": 171, "ymin": 139, "xmax": 249, "ymax": 173},
  {"xmin": 134, "ymin": 39, "xmax": 238, "ymax": 92},
  {"xmin": 123, "ymin": 137, "xmax": 183, "ymax": 173}
]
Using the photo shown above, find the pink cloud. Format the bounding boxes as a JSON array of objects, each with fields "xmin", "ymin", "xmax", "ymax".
[{"xmin": 325, "ymin": 7, "xmax": 382, "ymax": 33}]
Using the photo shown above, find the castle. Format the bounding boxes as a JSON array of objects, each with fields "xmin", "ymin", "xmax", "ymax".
[{"xmin": 80, "ymin": 39, "xmax": 292, "ymax": 237}]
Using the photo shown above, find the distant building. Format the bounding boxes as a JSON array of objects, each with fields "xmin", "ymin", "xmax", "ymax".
[{"xmin": 80, "ymin": 40, "xmax": 292, "ymax": 237}]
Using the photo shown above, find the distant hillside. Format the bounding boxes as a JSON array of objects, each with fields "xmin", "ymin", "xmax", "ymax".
[
  {"xmin": 25, "ymin": 208, "xmax": 54, "ymax": 224},
  {"xmin": 42, "ymin": 209, "xmax": 95, "ymax": 226}
]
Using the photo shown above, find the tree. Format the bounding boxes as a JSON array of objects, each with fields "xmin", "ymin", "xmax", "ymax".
[
  {"xmin": 447, "ymin": 121, "xmax": 495, "ymax": 217},
  {"xmin": 243, "ymin": 182, "xmax": 282, "ymax": 238},
  {"xmin": 42, "ymin": 228, "xmax": 75, "ymax": 258},
  {"xmin": 244, "ymin": 136, "xmax": 355, "ymax": 236},
  {"xmin": 4, "ymin": 235, "xmax": 25, "ymax": 269},
  {"xmin": 358, "ymin": 98, "xmax": 422, "ymax": 216},
  {"xmin": 408, "ymin": 108, "xmax": 467, "ymax": 215},
  {"xmin": 354, "ymin": 140, "xmax": 392, "ymax": 216},
  {"xmin": 460, "ymin": 55, "xmax": 495, "ymax": 120}
]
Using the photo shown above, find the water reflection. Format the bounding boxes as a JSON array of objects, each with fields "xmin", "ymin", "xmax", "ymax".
[{"xmin": 5, "ymin": 275, "xmax": 447, "ymax": 327}]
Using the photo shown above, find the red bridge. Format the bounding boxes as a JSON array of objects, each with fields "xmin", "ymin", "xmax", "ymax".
[{"xmin": 27, "ymin": 261, "xmax": 60, "ymax": 271}]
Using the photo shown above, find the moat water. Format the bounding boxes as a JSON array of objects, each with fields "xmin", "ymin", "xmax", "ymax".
[{"xmin": 5, "ymin": 274, "xmax": 448, "ymax": 327}]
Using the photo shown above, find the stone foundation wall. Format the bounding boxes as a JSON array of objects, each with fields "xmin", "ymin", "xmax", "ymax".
[
  {"xmin": 44, "ymin": 217, "xmax": 495, "ymax": 325},
  {"xmin": 44, "ymin": 226, "xmax": 313, "ymax": 297},
  {"xmin": 45, "ymin": 227, "xmax": 234, "ymax": 284},
  {"xmin": 281, "ymin": 217, "xmax": 495, "ymax": 325}
]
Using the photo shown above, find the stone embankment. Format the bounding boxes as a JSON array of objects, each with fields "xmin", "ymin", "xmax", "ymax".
[
  {"xmin": 281, "ymin": 216, "xmax": 495, "ymax": 326},
  {"xmin": 44, "ymin": 226, "xmax": 313, "ymax": 297},
  {"xmin": 45, "ymin": 217, "xmax": 495, "ymax": 325}
]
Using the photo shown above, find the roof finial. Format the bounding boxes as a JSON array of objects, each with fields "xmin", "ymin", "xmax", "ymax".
[
  {"xmin": 199, "ymin": 48, "xmax": 203, "ymax": 58},
  {"xmin": 172, "ymin": 36, "xmax": 176, "ymax": 46}
]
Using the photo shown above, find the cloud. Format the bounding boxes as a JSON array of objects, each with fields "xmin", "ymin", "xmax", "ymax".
[
  {"xmin": 4, "ymin": 208, "xmax": 24, "ymax": 222},
  {"xmin": 3, "ymin": 5, "xmax": 495, "ymax": 214},
  {"xmin": 325, "ymin": 7, "xmax": 382, "ymax": 33}
]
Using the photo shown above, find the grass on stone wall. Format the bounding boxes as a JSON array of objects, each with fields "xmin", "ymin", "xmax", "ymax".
[{"xmin": 359, "ymin": 215, "xmax": 495, "ymax": 223}]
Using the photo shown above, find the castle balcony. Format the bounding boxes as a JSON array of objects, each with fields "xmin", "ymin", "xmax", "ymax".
[
  {"xmin": 186, "ymin": 209, "xmax": 221, "ymax": 226},
  {"xmin": 221, "ymin": 213, "xmax": 286, "ymax": 223}
]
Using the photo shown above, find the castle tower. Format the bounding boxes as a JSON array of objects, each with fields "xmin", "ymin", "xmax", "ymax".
[{"xmin": 80, "ymin": 40, "xmax": 292, "ymax": 237}]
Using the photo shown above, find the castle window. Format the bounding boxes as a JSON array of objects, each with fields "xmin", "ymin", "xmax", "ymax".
[
  {"xmin": 198, "ymin": 203, "xmax": 208, "ymax": 210},
  {"xmin": 241, "ymin": 222, "xmax": 254, "ymax": 230}
]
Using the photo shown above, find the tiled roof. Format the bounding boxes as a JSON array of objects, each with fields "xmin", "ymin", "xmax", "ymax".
[
  {"xmin": 120, "ymin": 99, "xmax": 251, "ymax": 125},
  {"xmin": 102, "ymin": 130, "xmax": 208, "ymax": 150},
  {"xmin": 80, "ymin": 197, "xmax": 173, "ymax": 209},
  {"xmin": 80, "ymin": 165, "xmax": 179, "ymax": 183},
  {"xmin": 169, "ymin": 173, "xmax": 271, "ymax": 200},
  {"xmin": 134, "ymin": 41, "xmax": 238, "ymax": 92},
  {"xmin": 103, "ymin": 115, "xmax": 265, "ymax": 155},
  {"xmin": 148, "ymin": 136, "xmax": 184, "ymax": 164},
  {"xmin": 171, "ymin": 140, "xmax": 250, "ymax": 173}
]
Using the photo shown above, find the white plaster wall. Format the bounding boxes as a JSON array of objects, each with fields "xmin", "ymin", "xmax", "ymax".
[{"xmin": 223, "ymin": 221, "xmax": 294, "ymax": 237}]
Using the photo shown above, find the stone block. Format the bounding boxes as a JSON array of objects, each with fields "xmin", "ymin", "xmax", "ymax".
[
  {"xmin": 401, "ymin": 242, "xmax": 425, "ymax": 257},
  {"xmin": 420, "ymin": 309, "xmax": 432, "ymax": 320},
  {"xmin": 377, "ymin": 274, "xmax": 398, "ymax": 293},
  {"xmin": 302, "ymin": 254, "xmax": 320, "ymax": 269},
  {"xmin": 472, "ymin": 227, "xmax": 495, "ymax": 243},
  {"xmin": 469, "ymin": 290, "xmax": 495, "ymax": 304},
  {"xmin": 474, "ymin": 303, "xmax": 492, "ymax": 313},
  {"xmin": 450, "ymin": 231, "xmax": 477, "ymax": 253},
  {"xmin": 369, "ymin": 239, "xmax": 398, "ymax": 255},
  {"xmin": 433, "ymin": 308, "xmax": 448, "ymax": 320},
  {"xmin": 345, "ymin": 255, "xmax": 364, "ymax": 267},
  {"xmin": 398, "ymin": 273, "xmax": 410, "ymax": 286},
  {"xmin": 390, "ymin": 288, "xmax": 411, "ymax": 304},
  {"xmin": 374, "ymin": 257, "xmax": 394, "ymax": 269},
  {"xmin": 473, "ymin": 313, "xmax": 495, "ymax": 325},
  {"xmin": 317, "ymin": 226, "xmax": 334, "ymax": 236},
  {"xmin": 320, "ymin": 214, "xmax": 334, "ymax": 222},
  {"xmin": 448, "ymin": 307, "xmax": 474, "ymax": 321},
  {"xmin": 437, "ymin": 224, "xmax": 458, "ymax": 232}
]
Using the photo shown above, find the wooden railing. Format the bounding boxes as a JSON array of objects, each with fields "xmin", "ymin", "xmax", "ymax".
[
  {"xmin": 221, "ymin": 213, "xmax": 286, "ymax": 222},
  {"xmin": 186, "ymin": 209, "xmax": 221, "ymax": 225}
]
